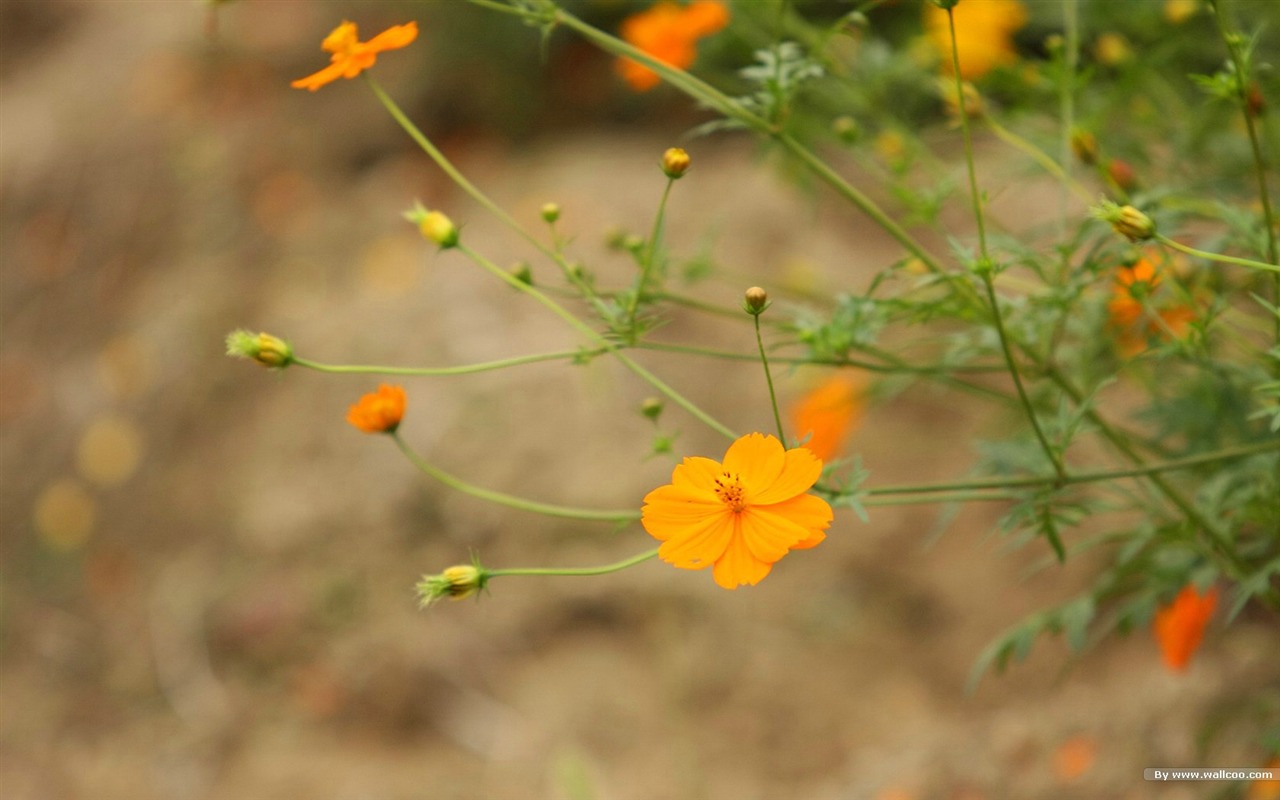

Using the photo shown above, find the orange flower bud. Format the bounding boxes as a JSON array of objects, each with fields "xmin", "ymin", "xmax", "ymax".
[{"xmin": 661, "ymin": 147, "xmax": 691, "ymax": 179}]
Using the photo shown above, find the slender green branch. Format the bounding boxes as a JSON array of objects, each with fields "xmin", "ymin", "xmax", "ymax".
[
  {"xmin": 752, "ymin": 311, "xmax": 788, "ymax": 443},
  {"xmin": 364, "ymin": 76, "xmax": 565, "ymax": 270},
  {"xmin": 983, "ymin": 117, "xmax": 1092, "ymax": 205},
  {"xmin": 457, "ymin": 243, "xmax": 738, "ymax": 440},
  {"xmin": 391, "ymin": 433, "xmax": 639, "ymax": 522},
  {"xmin": 627, "ymin": 177, "xmax": 676, "ymax": 329},
  {"xmin": 488, "ymin": 547, "xmax": 660, "ymax": 578},
  {"xmin": 947, "ymin": 8, "xmax": 1064, "ymax": 481},
  {"xmin": 865, "ymin": 438, "xmax": 1280, "ymax": 496},
  {"xmin": 294, "ymin": 349, "xmax": 610, "ymax": 376},
  {"xmin": 1157, "ymin": 234, "xmax": 1280, "ymax": 275}
]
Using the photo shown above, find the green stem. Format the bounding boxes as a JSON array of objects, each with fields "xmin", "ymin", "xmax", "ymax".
[
  {"xmin": 753, "ymin": 312, "xmax": 788, "ymax": 443},
  {"xmin": 983, "ymin": 117, "xmax": 1092, "ymax": 205},
  {"xmin": 1209, "ymin": 0, "xmax": 1279, "ymax": 351},
  {"xmin": 627, "ymin": 177, "xmax": 676, "ymax": 329},
  {"xmin": 391, "ymin": 433, "xmax": 639, "ymax": 522},
  {"xmin": 488, "ymin": 547, "xmax": 660, "ymax": 578},
  {"xmin": 864, "ymin": 438, "xmax": 1280, "ymax": 496},
  {"xmin": 457, "ymin": 243, "xmax": 738, "ymax": 440},
  {"xmin": 294, "ymin": 349, "xmax": 610, "ymax": 376},
  {"xmin": 947, "ymin": 9, "xmax": 1064, "ymax": 481},
  {"xmin": 1157, "ymin": 234, "xmax": 1280, "ymax": 275},
  {"xmin": 1059, "ymin": 0, "xmax": 1080, "ymax": 238},
  {"xmin": 551, "ymin": 9, "xmax": 950, "ymax": 278},
  {"xmin": 364, "ymin": 76, "xmax": 562, "ymax": 267}
]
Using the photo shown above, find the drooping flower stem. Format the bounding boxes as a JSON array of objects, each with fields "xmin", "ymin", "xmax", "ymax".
[
  {"xmin": 752, "ymin": 314, "xmax": 788, "ymax": 444},
  {"xmin": 456, "ymin": 243, "xmax": 738, "ymax": 440},
  {"xmin": 946, "ymin": 7, "xmax": 1065, "ymax": 483},
  {"xmin": 487, "ymin": 547, "xmax": 660, "ymax": 579},
  {"xmin": 391, "ymin": 433, "xmax": 640, "ymax": 522}
]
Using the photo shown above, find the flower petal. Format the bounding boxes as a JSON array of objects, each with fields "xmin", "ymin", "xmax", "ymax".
[
  {"xmin": 752, "ymin": 446, "xmax": 823, "ymax": 505},
  {"xmin": 657, "ymin": 510, "xmax": 734, "ymax": 570},
  {"xmin": 737, "ymin": 511, "xmax": 803, "ymax": 563},
  {"xmin": 364, "ymin": 21, "xmax": 419, "ymax": 53},
  {"xmin": 641, "ymin": 484, "xmax": 723, "ymax": 541},
  {"xmin": 722, "ymin": 433, "xmax": 786, "ymax": 494},
  {"xmin": 291, "ymin": 62, "xmax": 349, "ymax": 91},
  {"xmin": 671, "ymin": 456, "xmax": 724, "ymax": 492},
  {"xmin": 712, "ymin": 518, "xmax": 773, "ymax": 589}
]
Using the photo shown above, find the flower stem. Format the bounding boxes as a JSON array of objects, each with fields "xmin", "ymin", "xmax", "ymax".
[
  {"xmin": 294, "ymin": 350, "xmax": 611, "ymax": 376},
  {"xmin": 947, "ymin": 8, "xmax": 1065, "ymax": 482},
  {"xmin": 456, "ymin": 243, "xmax": 738, "ymax": 440},
  {"xmin": 488, "ymin": 547, "xmax": 660, "ymax": 579},
  {"xmin": 864, "ymin": 438, "xmax": 1280, "ymax": 496},
  {"xmin": 753, "ymin": 313, "xmax": 788, "ymax": 444},
  {"xmin": 626, "ymin": 177, "xmax": 676, "ymax": 332},
  {"xmin": 1208, "ymin": 0, "xmax": 1279, "ymax": 351},
  {"xmin": 364, "ymin": 76, "xmax": 562, "ymax": 267},
  {"xmin": 1157, "ymin": 234, "xmax": 1280, "ymax": 275},
  {"xmin": 391, "ymin": 433, "xmax": 640, "ymax": 522}
]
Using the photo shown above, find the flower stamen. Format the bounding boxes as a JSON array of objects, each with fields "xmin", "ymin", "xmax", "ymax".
[{"xmin": 713, "ymin": 471, "xmax": 746, "ymax": 512}]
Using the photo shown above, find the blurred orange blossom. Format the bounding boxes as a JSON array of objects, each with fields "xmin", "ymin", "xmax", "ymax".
[
  {"xmin": 616, "ymin": 0, "xmax": 729, "ymax": 92},
  {"xmin": 292, "ymin": 20, "xmax": 418, "ymax": 91},
  {"xmin": 346, "ymin": 384, "xmax": 407, "ymax": 434},
  {"xmin": 790, "ymin": 373, "xmax": 866, "ymax": 463},
  {"xmin": 641, "ymin": 433, "xmax": 833, "ymax": 589},
  {"xmin": 1153, "ymin": 584, "xmax": 1217, "ymax": 672},
  {"xmin": 924, "ymin": 0, "xmax": 1028, "ymax": 80}
]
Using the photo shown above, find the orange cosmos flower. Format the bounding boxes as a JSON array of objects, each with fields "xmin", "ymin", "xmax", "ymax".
[
  {"xmin": 790, "ymin": 374, "xmax": 866, "ymax": 463},
  {"xmin": 1153, "ymin": 584, "xmax": 1217, "ymax": 672},
  {"xmin": 924, "ymin": 0, "xmax": 1028, "ymax": 80},
  {"xmin": 292, "ymin": 20, "xmax": 418, "ymax": 91},
  {"xmin": 346, "ymin": 384, "xmax": 406, "ymax": 434},
  {"xmin": 616, "ymin": 1, "xmax": 729, "ymax": 92},
  {"xmin": 641, "ymin": 433, "xmax": 833, "ymax": 589}
]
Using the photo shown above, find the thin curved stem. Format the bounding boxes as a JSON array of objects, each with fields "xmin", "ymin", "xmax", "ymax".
[
  {"xmin": 488, "ymin": 547, "xmax": 660, "ymax": 578},
  {"xmin": 456, "ymin": 243, "xmax": 738, "ymax": 440},
  {"xmin": 391, "ymin": 433, "xmax": 639, "ymax": 522},
  {"xmin": 1157, "ymin": 235, "xmax": 1280, "ymax": 275},
  {"xmin": 753, "ymin": 312, "xmax": 787, "ymax": 443},
  {"xmin": 294, "ymin": 350, "xmax": 610, "ymax": 376}
]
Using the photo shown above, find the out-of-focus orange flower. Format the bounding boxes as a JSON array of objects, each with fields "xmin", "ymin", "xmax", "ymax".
[
  {"xmin": 1247, "ymin": 757, "xmax": 1280, "ymax": 800},
  {"xmin": 292, "ymin": 20, "xmax": 418, "ymax": 91},
  {"xmin": 1105, "ymin": 256, "xmax": 1195, "ymax": 357},
  {"xmin": 616, "ymin": 1, "xmax": 729, "ymax": 92},
  {"xmin": 790, "ymin": 374, "xmax": 866, "ymax": 463},
  {"xmin": 346, "ymin": 384, "xmax": 406, "ymax": 434},
  {"xmin": 1154, "ymin": 584, "xmax": 1217, "ymax": 672},
  {"xmin": 1053, "ymin": 735, "xmax": 1098, "ymax": 783},
  {"xmin": 641, "ymin": 433, "xmax": 833, "ymax": 589},
  {"xmin": 925, "ymin": 0, "xmax": 1028, "ymax": 80}
]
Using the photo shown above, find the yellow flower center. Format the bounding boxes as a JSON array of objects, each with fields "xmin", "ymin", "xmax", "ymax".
[
  {"xmin": 322, "ymin": 22, "xmax": 361, "ymax": 56},
  {"xmin": 713, "ymin": 471, "xmax": 747, "ymax": 512}
]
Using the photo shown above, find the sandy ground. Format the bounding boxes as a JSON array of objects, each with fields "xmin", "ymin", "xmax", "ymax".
[{"xmin": 2, "ymin": 2, "xmax": 1277, "ymax": 799}]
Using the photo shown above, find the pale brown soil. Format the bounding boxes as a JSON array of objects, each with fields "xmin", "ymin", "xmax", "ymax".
[{"xmin": 2, "ymin": 3, "xmax": 1276, "ymax": 800}]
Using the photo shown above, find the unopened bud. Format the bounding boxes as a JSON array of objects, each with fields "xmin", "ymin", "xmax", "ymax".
[
  {"xmin": 640, "ymin": 397, "xmax": 664, "ymax": 421},
  {"xmin": 832, "ymin": 116, "xmax": 860, "ymax": 145},
  {"xmin": 1070, "ymin": 129, "xmax": 1098, "ymax": 165},
  {"xmin": 744, "ymin": 286, "xmax": 769, "ymax": 314},
  {"xmin": 1094, "ymin": 32, "xmax": 1133, "ymax": 66},
  {"xmin": 416, "ymin": 563, "xmax": 488, "ymax": 607},
  {"xmin": 225, "ymin": 329, "xmax": 293, "ymax": 368},
  {"xmin": 540, "ymin": 202, "xmax": 561, "ymax": 224},
  {"xmin": 1095, "ymin": 202, "xmax": 1156, "ymax": 242},
  {"xmin": 1107, "ymin": 158, "xmax": 1137, "ymax": 192},
  {"xmin": 403, "ymin": 201, "xmax": 460, "ymax": 248},
  {"xmin": 510, "ymin": 261, "xmax": 533, "ymax": 285},
  {"xmin": 661, "ymin": 147, "xmax": 690, "ymax": 179}
]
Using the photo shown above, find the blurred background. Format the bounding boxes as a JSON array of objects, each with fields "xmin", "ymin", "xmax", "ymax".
[{"xmin": 2, "ymin": 1, "xmax": 1277, "ymax": 798}]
